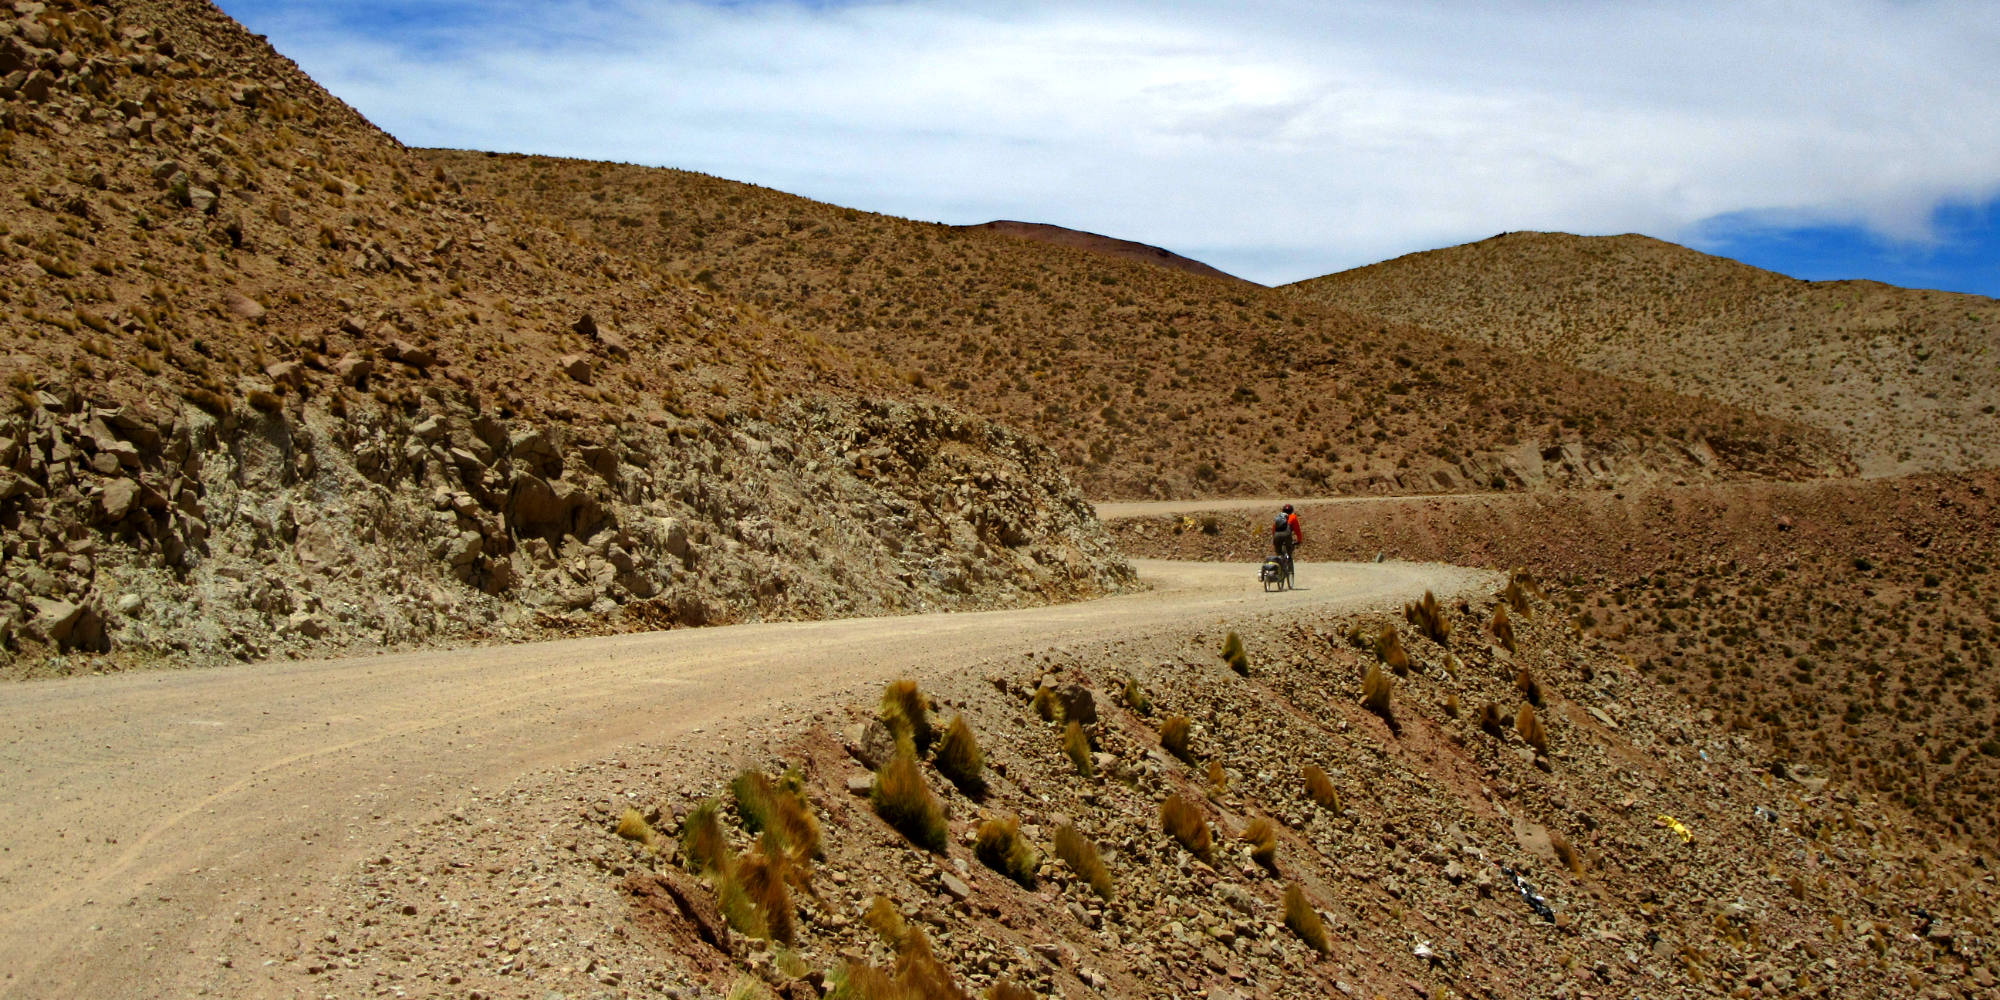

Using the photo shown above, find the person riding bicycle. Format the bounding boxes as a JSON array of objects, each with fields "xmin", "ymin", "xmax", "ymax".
[{"xmin": 1272, "ymin": 503, "xmax": 1302, "ymax": 565}]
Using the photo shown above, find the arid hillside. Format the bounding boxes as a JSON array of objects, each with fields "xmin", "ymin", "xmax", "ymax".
[
  {"xmin": 0, "ymin": 0, "xmax": 1132, "ymax": 674},
  {"xmin": 1288, "ymin": 232, "xmax": 2000, "ymax": 477},
  {"xmin": 957, "ymin": 220, "xmax": 1254, "ymax": 285},
  {"xmin": 424, "ymin": 151, "xmax": 1853, "ymax": 500}
]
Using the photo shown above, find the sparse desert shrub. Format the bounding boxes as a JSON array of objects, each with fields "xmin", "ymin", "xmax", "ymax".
[
  {"xmin": 1283, "ymin": 883, "xmax": 1330, "ymax": 954},
  {"xmin": 1303, "ymin": 765, "xmax": 1339, "ymax": 810},
  {"xmin": 1053, "ymin": 823, "xmax": 1113, "ymax": 901},
  {"xmin": 1404, "ymin": 590, "xmax": 1450, "ymax": 645},
  {"xmin": 1550, "ymin": 828, "xmax": 1583, "ymax": 876},
  {"xmin": 1492, "ymin": 603, "xmax": 1517, "ymax": 653},
  {"xmin": 731, "ymin": 770, "xmax": 779, "ymax": 835},
  {"xmin": 881, "ymin": 679, "xmax": 934, "ymax": 753},
  {"xmin": 1122, "ymin": 677, "xmax": 1152, "ymax": 715},
  {"xmin": 1517, "ymin": 703, "xmax": 1548, "ymax": 754},
  {"xmin": 1063, "ymin": 720, "xmax": 1093, "ymax": 777},
  {"xmin": 935, "ymin": 715, "xmax": 987, "ymax": 798},
  {"xmin": 1221, "ymin": 630, "xmax": 1249, "ymax": 675},
  {"xmin": 863, "ymin": 894, "xmax": 907, "ymax": 946},
  {"xmin": 1160, "ymin": 714, "xmax": 1194, "ymax": 763},
  {"xmin": 1240, "ymin": 816, "xmax": 1278, "ymax": 871},
  {"xmin": 1361, "ymin": 663, "xmax": 1394, "ymax": 719},
  {"xmin": 1374, "ymin": 626, "xmax": 1410, "ymax": 673},
  {"xmin": 1515, "ymin": 667, "xmax": 1544, "ymax": 707},
  {"xmin": 1500, "ymin": 570, "xmax": 1537, "ymax": 615},
  {"xmin": 615, "ymin": 807, "xmax": 655, "ymax": 846},
  {"xmin": 1207, "ymin": 759, "xmax": 1228, "ymax": 792},
  {"xmin": 1160, "ymin": 793, "xmax": 1212, "ymax": 860},
  {"xmin": 682, "ymin": 799, "xmax": 732, "ymax": 875},
  {"xmin": 737, "ymin": 847, "xmax": 796, "ymax": 945},
  {"xmin": 731, "ymin": 768, "xmax": 821, "ymax": 861},
  {"xmin": 974, "ymin": 814, "xmax": 1039, "ymax": 889},
  {"xmin": 872, "ymin": 751, "xmax": 948, "ymax": 852},
  {"xmin": 1478, "ymin": 702, "xmax": 1507, "ymax": 739},
  {"xmin": 1444, "ymin": 691, "xmax": 1461, "ymax": 718}
]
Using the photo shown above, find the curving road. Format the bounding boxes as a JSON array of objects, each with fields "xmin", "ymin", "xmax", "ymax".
[{"xmin": 0, "ymin": 558, "xmax": 1496, "ymax": 998}]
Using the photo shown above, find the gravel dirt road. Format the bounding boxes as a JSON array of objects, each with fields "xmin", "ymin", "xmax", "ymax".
[{"xmin": 0, "ymin": 558, "xmax": 1495, "ymax": 999}]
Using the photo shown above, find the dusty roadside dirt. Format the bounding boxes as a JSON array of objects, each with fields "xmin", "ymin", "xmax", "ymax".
[{"xmin": 0, "ymin": 558, "xmax": 1492, "ymax": 999}]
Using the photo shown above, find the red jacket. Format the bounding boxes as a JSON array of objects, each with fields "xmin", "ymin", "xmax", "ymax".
[{"xmin": 1275, "ymin": 511, "xmax": 1301, "ymax": 544}]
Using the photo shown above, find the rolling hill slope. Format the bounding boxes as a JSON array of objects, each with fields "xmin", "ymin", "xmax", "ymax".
[
  {"xmin": 423, "ymin": 151, "xmax": 1851, "ymax": 500},
  {"xmin": 1287, "ymin": 231, "xmax": 2000, "ymax": 477}
]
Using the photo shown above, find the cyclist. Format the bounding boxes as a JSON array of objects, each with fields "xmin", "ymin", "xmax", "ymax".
[{"xmin": 1272, "ymin": 503, "xmax": 1302, "ymax": 576}]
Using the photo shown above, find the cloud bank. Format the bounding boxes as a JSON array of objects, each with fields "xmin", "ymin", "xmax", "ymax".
[{"xmin": 220, "ymin": 1, "xmax": 2000, "ymax": 287}]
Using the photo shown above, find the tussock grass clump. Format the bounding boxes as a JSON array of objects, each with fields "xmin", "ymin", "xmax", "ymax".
[
  {"xmin": 1283, "ymin": 883, "xmax": 1330, "ymax": 954},
  {"xmin": 1492, "ymin": 602, "xmax": 1516, "ymax": 652},
  {"xmin": 727, "ymin": 975, "xmax": 780, "ymax": 1000},
  {"xmin": 1361, "ymin": 663, "xmax": 1394, "ymax": 719},
  {"xmin": 1500, "ymin": 570, "xmax": 1537, "ymax": 615},
  {"xmin": 1160, "ymin": 793, "xmax": 1212, "ymax": 861},
  {"xmin": 863, "ymin": 894, "xmax": 907, "ymax": 945},
  {"xmin": 731, "ymin": 768, "xmax": 822, "ymax": 861},
  {"xmin": 1303, "ymin": 765, "xmax": 1339, "ymax": 810},
  {"xmin": 974, "ymin": 814, "xmax": 1039, "ymax": 889},
  {"xmin": 615, "ymin": 807, "xmax": 656, "ymax": 846},
  {"xmin": 1478, "ymin": 702, "xmax": 1507, "ymax": 739},
  {"xmin": 851, "ymin": 897, "xmax": 973, "ymax": 1000},
  {"xmin": 1374, "ymin": 625, "xmax": 1411, "ymax": 673},
  {"xmin": 1121, "ymin": 676, "xmax": 1152, "ymax": 715},
  {"xmin": 737, "ymin": 846, "xmax": 797, "ymax": 945},
  {"xmin": 1207, "ymin": 759, "xmax": 1228, "ymax": 792},
  {"xmin": 1515, "ymin": 667, "xmax": 1544, "ymax": 707},
  {"xmin": 1031, "ymin": 685, "xmax": 1060, "ymax": 722},
  {"xmin": 1160, "ymin": 714, "xmax": 1195, "ymax": 763},
  {"xmin": 1240, "ymin": 816, "xmax": 1278, "ymax": 871},
  {"xmin": 1221, "ymin": 630, "xmax": 1249, "ymax": 675},
  {"xmin": 1063, "ymin": 720, "xmax": 1094, "ymax": 777},
  {"xmin": 1053, "ymin": 823, "xmax": 1113, "ymax": 901},
  {"xmin": 1404, "ymin": 590, "xmax": 1450, "ymax": 645},
  {"xmin": 1444, "ymin": 691, "xmax": 1461, "ymax": 719},
  {"xmin": 881, "ymin": 679, "xmax": 934, "ymax": 754},
  {"xmin": 683, "ymin": 799, "xmax": 732, "ymax": 875},
  {"xmin": 934, "ymin": 715, "xmax": 987, "ymax": 798},
  {"xmin": 1517, "ymin": 703, "xmax": 1548, "ymax": 754},
  {"xmin": 872, "ymin": 752, "xmax": 948, "ymax": 853},
  {"xmin": 1550, "ymin": 828, "xmax": 1583, "ymax": 876}
]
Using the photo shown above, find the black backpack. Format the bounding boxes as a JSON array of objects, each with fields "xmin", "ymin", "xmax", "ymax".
[{"xmin": 1273, "ymin": 513, "xmax": 1290, "ymax": 535}]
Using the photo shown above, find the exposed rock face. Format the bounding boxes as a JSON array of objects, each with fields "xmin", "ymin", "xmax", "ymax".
[{"xmin": 0, "ymin": 387, "xmax": 1132, "ymax": 671}]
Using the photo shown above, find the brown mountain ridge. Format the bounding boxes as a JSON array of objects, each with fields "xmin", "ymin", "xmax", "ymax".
[{"xmin": 1287, "ymin": 231, "xmax": 2000, "ymax": 477}]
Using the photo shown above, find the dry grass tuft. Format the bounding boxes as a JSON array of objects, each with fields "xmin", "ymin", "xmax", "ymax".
[
  {"xmin": 1374, "ymin": 625, "xmax": 1411, "ymax": 673},
  {"xmin": 881, "ymin": 679, "xmax": 934, "ymax": 754},
  {"xmin": 1444, "ymin": 691, "xmax": 1461, "ymax": 719},
  {"xmin": 1500, "ymin": 569, "xmax": 1538, "ymax": 615},
  {"xmin": 1283, "ymin": 883, "xmax": 1330, "ymax": 954},
  {"xmin": 737, "ymin": 846, "xmax": 796, "ymax": 945},
  {"xmin": 731, "ymin": 768, "xmax": 821, "ymax": 861},
  {"xmin": 1492, "ymin": 603, "xmax": 1517, "ymax": 653},
  {"xmin": 731, "ymin": 770, "xmax": 779, "ymax": 835},
  {"xmin": 727, "ymin": 975, "xmax": 780, "ymax": 1000},
  {"xmin": 1062, "ymin": 720, "xmax": 1094, "ymax": 777},
  {"xmin": 836, "ymin": 901, "xmax": 974, "ymax": 999},
  {"xmin": 974, "ymin": 814, "xmax": 1040, "ymax": 889},
  {"xmin": 1517, "ymin": 702, "xmax": 1549, "ymax": 754},
  {"xmin": 1031, "ymin": 685, "xmax": 1060, "ymax": 723},
  {"xmin": 863, "ymin": 894, "xmax": 907, "ymax": 947},
  {"xmin": 1161, "ymin": 714, "xmax": 1195, "ymax": 763},
  {"xmin": 615, "ymin": 807, "xmax": 655, "ymax": 846},
  {"xmin": 1404, "ymin": 590, "xmax": 1451, "ymax": 645},
  {"xmin": 1221, "ymin": 630, "xmax": 1249, "ymax": 675},
  {"xmin": 1478, "ymin": 701, "xmax": 1507, "ymax": 739},
  {"xmin": 1240, "ymin": 816, "xmax": 1279, "ymax": 871},
  {"xmin": 1207, "ymin": 759, "xmax": 1228, "ymax": 792},
  {"xmin": 1550, "ymin": 828, "xmax": 1584, "ymax": 876},
  {"xmin": 1053, "ymin": 823, "xmax": 1114, "ymax": 901},
  {"xmin": 682, "ymin": 799, "xmax": 732, "ymax": 875},
  {"xmin": 934, "ymin": 715, "xmax": 987, "ymax": 798},
  {"xmin": 1160, "ymin": 793, "xmax": 1213, "ymax": 861},
  {"xmin": 1515, "ymin": 667, "xmax": 1544, "ymax": 706},
  {"xmin": 872, "ymin": 751, "xmax": 948, "ymax": 853},
  {"xmin": 1121, "ymin": 676, "xmax": 1153, "ymax": 715},
  {"xmin": 1361, "ymin": 663, "xmax": 1394, "ymax": 719},
  {"xmin": 1303, "ymin": 765, "xmax": 1340, "ymax": 810}
]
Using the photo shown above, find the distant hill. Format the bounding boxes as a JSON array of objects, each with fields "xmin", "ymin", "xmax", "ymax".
[
  {"xmin": 425, "ymin": 152, "xmax": 1850, "ymax": 500},
  {"xmin": 1287, "ymin": 232, "xmax": 2000, "ymax": 477},
  {"xmin": 958, "ymin": 221, "xmax": 1254, "ymax": 285}
]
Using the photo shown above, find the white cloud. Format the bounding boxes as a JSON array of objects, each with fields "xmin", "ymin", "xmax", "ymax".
[{"xmin": 229, "ymin": 0, "xmax": 2000, "ymax": 283}]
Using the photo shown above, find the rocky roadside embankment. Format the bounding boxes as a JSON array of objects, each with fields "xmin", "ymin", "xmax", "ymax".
[{"xmin": 288, "ymin": 574, "xmax": 1995, "ymax": 1000}]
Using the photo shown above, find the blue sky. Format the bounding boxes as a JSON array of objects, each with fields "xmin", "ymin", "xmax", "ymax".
[{"xmin": 217, "ymin": 1, "xmax": 2000, "ymax": 297}]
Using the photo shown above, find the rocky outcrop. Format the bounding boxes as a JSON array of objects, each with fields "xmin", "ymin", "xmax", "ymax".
[{"xmin": 0, "ymin": 384, "xmax": 1134, "ymax": 672}]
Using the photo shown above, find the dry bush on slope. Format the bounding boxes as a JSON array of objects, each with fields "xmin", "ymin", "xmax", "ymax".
[
  {"xmin": 1160, "ymin": 793, "xmax": 1213, "ymax": 861},
  {"xmin": 1303, "ymin": 765, "xmax": 1340, "ymax": 810},
  {"xmin": 1362, "ymin": 663, "xmax": 1395, "ymax": 720},
  {"xmin": 1063, "ymin": 720, "xmax": 1094, "ymax": 777},
  {"xmin": 974, "ymin": 814, "xmax": 1040, "ymax": 889},
  {"xmin": 934, "ymin": 715, "xmax": 987, "ymax": 798},
  {"xmin": 1239, "ymin": 816, "xmax": 1279, "ymax": 872},
  {"xmin": 1221, "ymin": 630, "xmax": 1249, "ymax": 675},
  {"xmin": 871, "ymin": 752, "xmax": 948, "ymax": 853},
  {"xmin": 1405, "ymin": 590, "xmax": 1450, "ymax": 645},
  {"xmin": 1517, "ymin": 703, "xmax": 1549, "ymax": 755},
  {"xmin": 1283, "ymin": 883, "xmax": 1330, "ymax": 954},
  {"xmin": 1053, "ymin": 823, "xmax": 1114, "ymax": 901},
  {"xmin": 1160, "ymin": 714, "xmax": 1195, "ymax": 763},
  {"xmin": 881, "ymin": 679, "xmax": 934, "ymax": 755}
]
